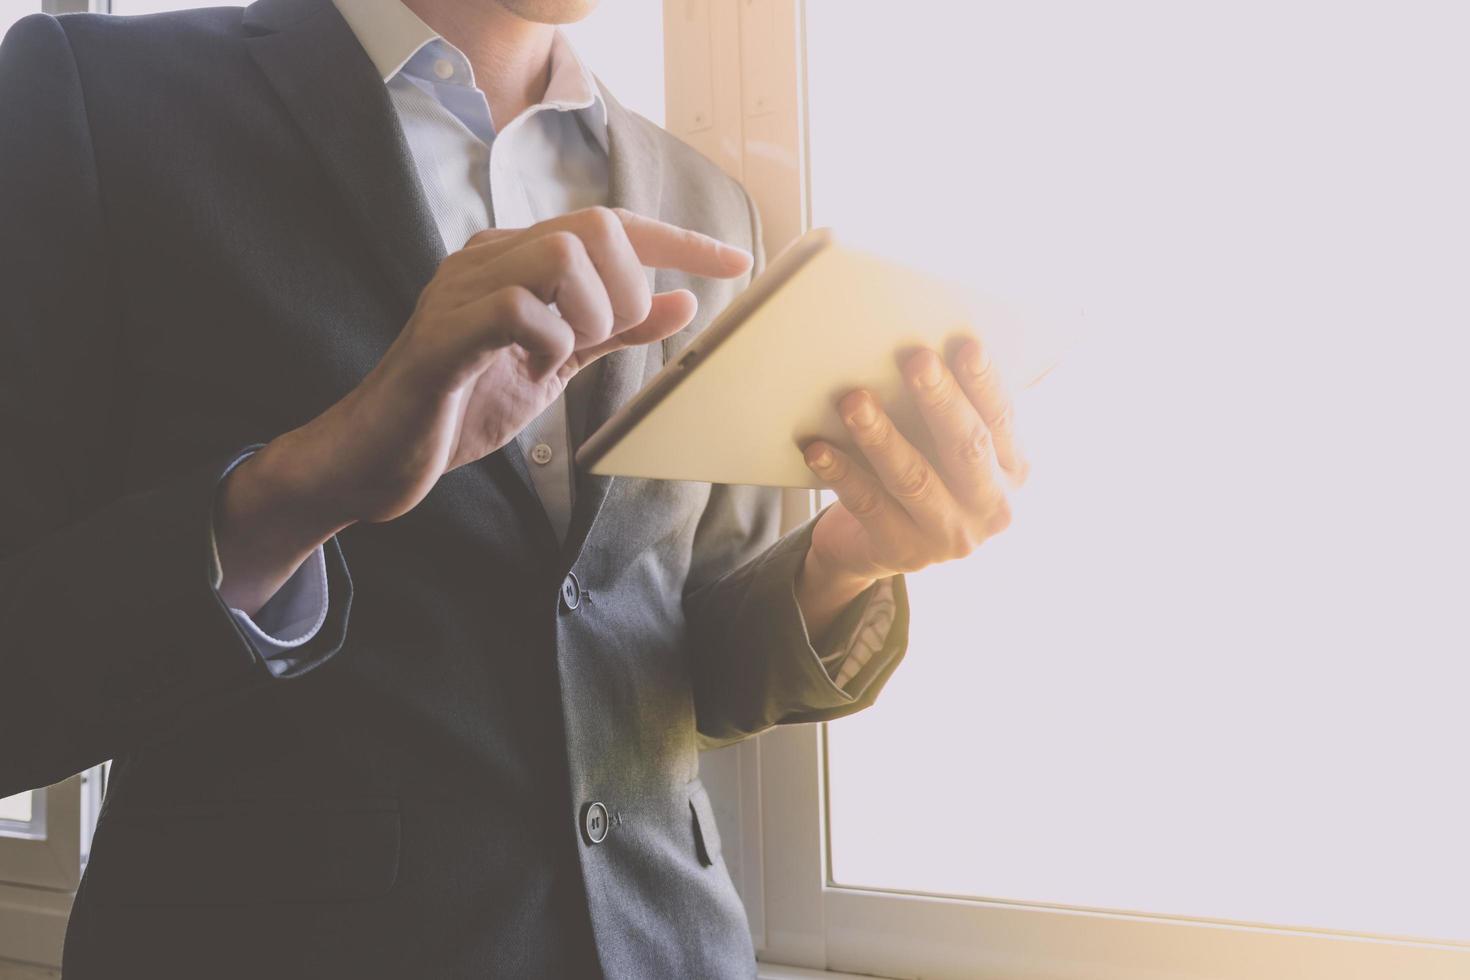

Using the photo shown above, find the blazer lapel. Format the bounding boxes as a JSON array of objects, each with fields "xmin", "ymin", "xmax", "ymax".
[
  {"xmin": 560, "ymin": 85, "xmax": 665, "ymax": 570},
  {"xmin": 243, "ymin": 0, "xmax": 444, "ymax": 321},
  {"xmin": 243, "ymin": 5, "xmax": 657, "ymax": 561},
  {"xmin": 242, "ymin": 0, "xmax": 546, "ymax": 513}
]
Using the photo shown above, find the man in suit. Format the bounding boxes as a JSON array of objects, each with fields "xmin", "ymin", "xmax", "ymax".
[{"xmin": 0, "ymin": 0, "xmax": 1024, "ymax": 975}]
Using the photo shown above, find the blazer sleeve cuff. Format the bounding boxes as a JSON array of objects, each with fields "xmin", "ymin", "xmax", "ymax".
[
  {"xmin": 207, "ymin": 449, "xmax": 341, "ymax": 677},
  {"xmin": 818, "ymin": 576, "xmax": 901, "ymax": 694},
  {"xmin": 80, "ymin": 448, "xmax": 348, "ymax": 744},
  {"xmin": 731, "ymin": 513, "xmax": 910, "ymax": 723}
]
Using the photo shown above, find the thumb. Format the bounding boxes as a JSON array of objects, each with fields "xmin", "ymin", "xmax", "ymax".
[{"xmin": 573, "ymin": 289, "xmax": 697, "ymax": 368}]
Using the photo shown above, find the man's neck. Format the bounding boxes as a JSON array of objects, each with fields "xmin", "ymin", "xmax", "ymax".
[{"xmin": 402, "ymin": 0, "xmax": 555, "ymax": 130}]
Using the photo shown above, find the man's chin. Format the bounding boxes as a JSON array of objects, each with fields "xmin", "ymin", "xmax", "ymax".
[{"xmin": 494, "ymin": 0, "xmax": 599, "ymax": 25}]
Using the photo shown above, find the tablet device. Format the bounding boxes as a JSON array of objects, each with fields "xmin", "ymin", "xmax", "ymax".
[{"xmin": 576, "ymin": 227, "xmax": 1066, "ymax": 489}]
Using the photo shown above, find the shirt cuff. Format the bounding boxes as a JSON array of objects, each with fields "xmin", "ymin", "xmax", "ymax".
[
  {"xmin": 815, "ymin": 577, "xmax": 900, "ymax": 693},
  {"xmin": 207, "ymin": 449, "xmax": 332, "ymax": 676}
]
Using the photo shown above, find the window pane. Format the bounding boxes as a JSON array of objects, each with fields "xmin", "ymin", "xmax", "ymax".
[
  {"xmin": 1, "ymin": 0, "xmax": 37, "ymax": 41},
  {"xmin": 0, "ymin": 791, "xmax": 32, "ymax": 824},
  {"xmin": 813, "ymin": 0, "xmax": 1470, "ymax": 943}
]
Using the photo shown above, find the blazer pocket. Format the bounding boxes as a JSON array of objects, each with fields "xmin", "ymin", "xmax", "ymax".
[
  {"xmin": 688, "ymin": 778, "xmax": 722, "ymax": 867},
  {"xmin": 86, "ymin": 797, "xmax": 400, "ymax": 906}
]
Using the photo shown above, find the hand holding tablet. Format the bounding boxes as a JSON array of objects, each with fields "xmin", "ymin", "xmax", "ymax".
[{"xmin": 576, "ymin": 227, "xmax": 1067, "ymax": 489}]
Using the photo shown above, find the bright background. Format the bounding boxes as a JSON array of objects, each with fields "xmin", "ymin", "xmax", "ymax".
[
  {"xmin": 0, "ymin": 793, "xmax": 29, "ymax": 823},
  {"xmin": 0, "ymin": 0, "xmax": 35, "ymax": 36},
  {"xmin": 812, "ymin": 0, "xmax": 1470, "ymax": 943},
  {"xmin": 563, "ymin": 0, "xmax": 662, "ymax": 125}
]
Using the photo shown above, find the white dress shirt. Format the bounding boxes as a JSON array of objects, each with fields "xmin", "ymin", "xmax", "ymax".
[{"xmin": 217, "ymin": 0, "xmax": 895, "ymax": 685}]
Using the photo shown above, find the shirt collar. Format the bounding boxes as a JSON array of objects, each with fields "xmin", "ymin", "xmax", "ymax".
[{"xmin": 331, "ymin": 0, "xmax": 607, "ymax": 145}]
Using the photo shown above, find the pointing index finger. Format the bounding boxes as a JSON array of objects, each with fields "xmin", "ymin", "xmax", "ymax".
[{"xmin": 614, "ymin": 209, "xmax": 753, "ymax": 280}]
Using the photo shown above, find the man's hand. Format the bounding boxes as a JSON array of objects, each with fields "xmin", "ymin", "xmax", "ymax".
[
  {"xmin": 216, "ymin": 207, "xmax": 752, "ymax": 615},
  {"xmin": 795, "ymin": 341, "xmax": 1025, "ymax": 639}
]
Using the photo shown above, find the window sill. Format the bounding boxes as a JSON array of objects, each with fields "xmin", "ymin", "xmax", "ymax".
[{"xmin": 758, "ymin": 963, "xmax": 882, "ymax": 980}]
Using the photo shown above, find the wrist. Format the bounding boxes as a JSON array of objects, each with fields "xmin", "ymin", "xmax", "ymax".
[
  {"xmin": 215, "ymin": 432, "xmax": 354, "ymax": 615},
  {"xmin": 250, "ymin": 428, "xmax": 357, "ymax": 539},
  {"xmin": 800, "ymin": 545, "xmax": 876, "ymax": 600},
  {"xmin": 795, "ymin": 545, "xmax": 877, "ymax": 641}
]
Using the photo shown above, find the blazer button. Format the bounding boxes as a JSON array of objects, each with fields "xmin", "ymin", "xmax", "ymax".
[
  {"xmin": 560, "ymin": 571, "xmax": 581, "ymax": 611},
  {"xmin": 581, "ymin": 801, "xmax": 610, "ymax": 844}
]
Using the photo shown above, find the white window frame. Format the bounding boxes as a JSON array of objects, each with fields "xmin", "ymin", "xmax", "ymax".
[
  {"xmin": 0, "ymin": 776, "xmax": 83, "ymax": 972},
  {"xmin": 0, "ymin": 782, "xmax": 79, "ymax": 893},
  {"xmin": 672, "ymin": 3, "xmax": 1470, "ymax": 978},
  {"xmin": 0, "ymin": 794, "xmax": 44, "ymax": 841},
  {"xmin": 1, "ymin": 766, "xmax": 105, "ymax": 972}
]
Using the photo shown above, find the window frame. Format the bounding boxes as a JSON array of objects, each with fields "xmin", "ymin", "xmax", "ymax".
[
  {"xmin": 0, "ymin": 779, "xmax": 80, "ymax": 898},
  {"xmin": 671, "ymin": 2, "xmax": 1470, "ymax": 977},
  {"xmin": 0, "ymin": 792, "xmax": 43, "ymax": 839},
  {"xmin": 756, "ymin": 722, "xmax": 1470, "ymax": 980},
  {"xmin": 0, "ymin": 776, "xmax": 82, "ymax": 972},
  {"xmin": 1, "ymin": 765, "xmax": 103, "ymax": 972}
]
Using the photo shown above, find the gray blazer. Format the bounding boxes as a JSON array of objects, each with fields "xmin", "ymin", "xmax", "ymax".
[{"xmin": 0, "ymin": 1, "xmax": 909, "ymax": 976}]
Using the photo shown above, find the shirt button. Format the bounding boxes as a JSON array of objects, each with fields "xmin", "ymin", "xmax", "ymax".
[
  {"xmin": 560, "ymin": 572, "xmax": 581, "ymax": 612},
  {"xmin": 433, "ymin": 58, "xmax": 454, "ymax": 80},
  {"xmin": 530, "ymin": 442, "xmax": 554, "ymax": 465},
  {"xmin": 581, "ymin": 801, "xmax": 609, "ymax": 844}
]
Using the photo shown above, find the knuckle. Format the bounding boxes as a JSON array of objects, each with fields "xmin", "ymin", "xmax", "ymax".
[
  {"xmin": 543, "ymin": 230, "xmax": 585, "ymax": 268},
  {"xmin": 582, "ymin": 205, "xmax": 623, "ymax": 243},
  {"xmin": 848, "ymin": 486, "xmax": 885, "ymax": 518},
  {"xmin": 493, "ymin": 286, "xmax": 538, "ymax": 323},
  {"xmin": 961, "ymin": 523, "xmax": 988, "ymax": 554},
  {"xmin": 435, "ymin": 248, "xmax": 470, "ymax": 277},
  {"xmin": 942, "ymin": 529, "xmax": 974, "ymax": 562},
  {"xmin": 890, "ymin": 544, "xmax": 927, "ymax": 573},
  {"xmin": 986, "ymin": 499, "xmax": 1013, "ymax": 535},
  {"xmin": 891, "ymin": 460, "xmax": 935, "ymax": 501},
  {"xmin": 953, "ymin": 425, "xmax": 992, "ymax": 465}
]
